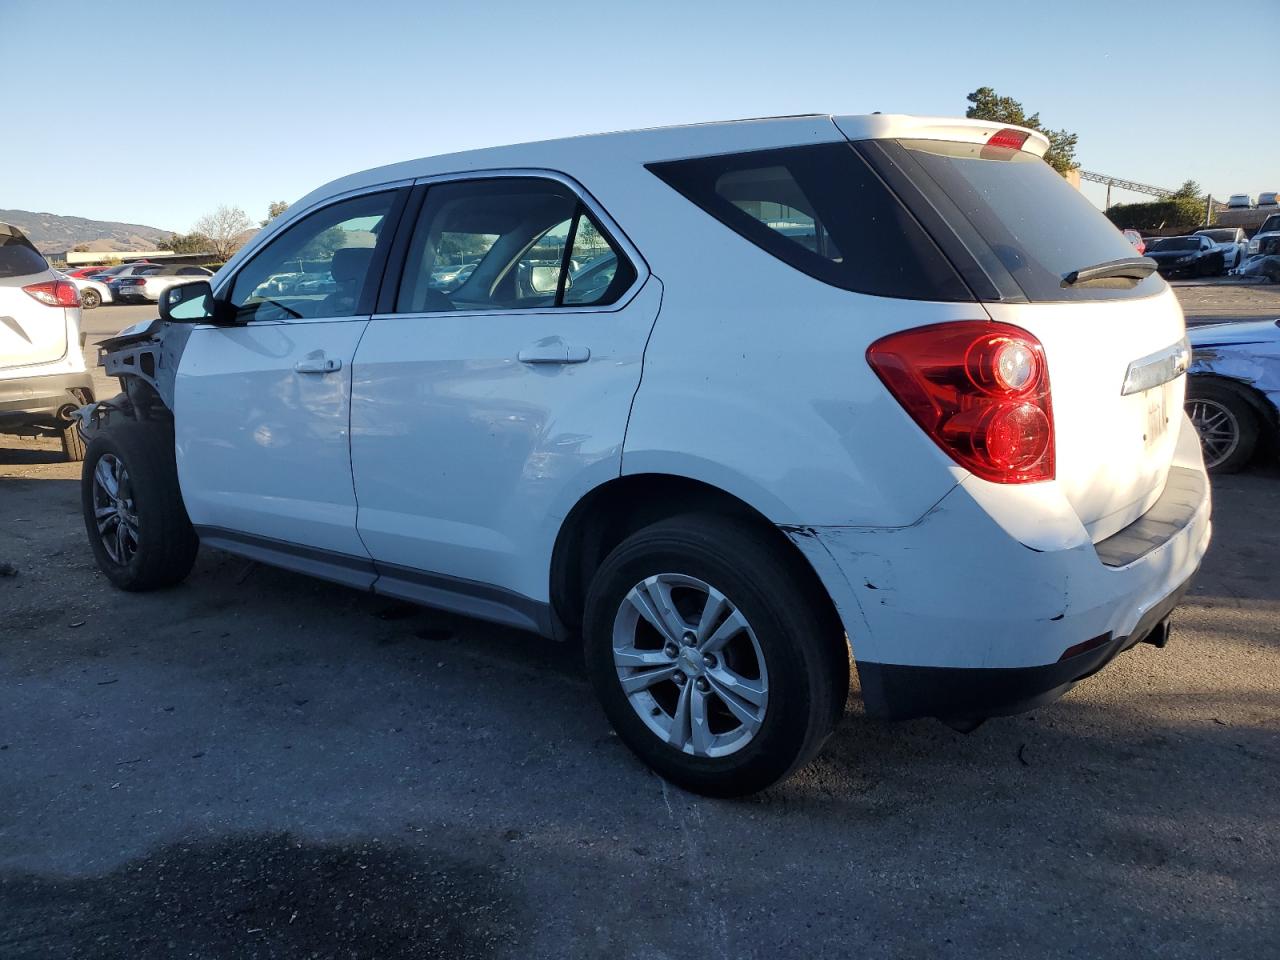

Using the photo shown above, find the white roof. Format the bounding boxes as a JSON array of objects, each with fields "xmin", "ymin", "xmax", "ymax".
[{"xmin": 293, "ymin": 114, "xmax": 1050, "ymax": 213}]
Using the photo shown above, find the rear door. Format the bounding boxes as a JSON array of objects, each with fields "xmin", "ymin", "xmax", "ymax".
[
  {"xmin": 855, "ymin": 133, "xmax": 1188, "ymax": 541},
  {"xmin": 0, "ymin": 226, "xmax": 65, "ymax": 370},
  {"xmin": 349, "ymin": 175, "xmax": 657, "ymax": 614},
  {"xmin": 175, "ymin": 187, "xmax": 407, "ymax": 568}
]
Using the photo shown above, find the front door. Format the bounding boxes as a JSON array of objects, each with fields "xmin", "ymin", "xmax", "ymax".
[
  {"xmin": 350, "ymin": 176, "xmax": 658, "ymax": 620},
  {"xmin": 175, "ymin": 188, "xmax": 404, "ymax": 572}
]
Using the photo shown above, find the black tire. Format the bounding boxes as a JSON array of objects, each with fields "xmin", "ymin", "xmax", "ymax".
[
  {"xmin": 80, "ymin": 288, "xmax": 101, "ymax": 309},
  {"xmin": 60, "ymin": 420, "xmax": 86, "ymax": 462},
  {"xmin": 1186, "ymin": 379, "xmax": 1261, "ymax": 474},
  {"xmin": 583, "ymin": 514, "xmax": 848, "ymax": 797},
  {"xmin": 81, "ymin": 419, "xmax": 199, "ymax": 590}
]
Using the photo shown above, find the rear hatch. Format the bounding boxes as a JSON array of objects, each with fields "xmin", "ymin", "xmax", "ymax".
[
  {"xmin": 843, "ymin": 122, "xmax": 1186, "ymax": 541},
  {"xmin": 0, "ymin": 225, "xmax": 67, "ymax": 370}
]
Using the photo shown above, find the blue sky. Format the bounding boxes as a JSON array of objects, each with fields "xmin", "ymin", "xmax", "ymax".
[{"xmin": 3, "ymin": 0, "xmax": 1275, "ymax": 232}]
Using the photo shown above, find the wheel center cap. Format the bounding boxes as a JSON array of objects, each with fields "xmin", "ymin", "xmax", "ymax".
[{"xmin": 680, "ymin": 647, "xmax": 704, "ymax": 675}]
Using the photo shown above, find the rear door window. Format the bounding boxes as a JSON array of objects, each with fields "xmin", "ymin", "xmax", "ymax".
[
  {"xmin": 647, "ymin": 144, "xmax": 970, "ymax": 301},
  {"xmin": 393, "ymin": 178, "xmax": 637, "ymax": 314},
  {"xmin": 889, "ymin": 139, "xmax": 1164, "ymax": 302},
  {"xmin": 0, "ymin": 225, "xmax": 49, "ymax": 279}
]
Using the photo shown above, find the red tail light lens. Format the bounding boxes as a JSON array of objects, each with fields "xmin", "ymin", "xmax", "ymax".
[
  {"xmin": 867, "ymin": 321, "xmax": 1054, "ymax": 483},
  {"xmin": 22, "ymin": 279, "xmax": 81, "ymax": 308},
  {"xmin": 986, "ymin": 128, "xmax": 1030, "ymax": 150}
]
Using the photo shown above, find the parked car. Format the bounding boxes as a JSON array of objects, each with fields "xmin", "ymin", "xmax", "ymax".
[
  {"xmin": 1193, "ymin": 227, "xmax": 1248, "ymax": 271},
  {"xmin": 66, "ymin": 265, "xmax": 117, "ymax": 279},
  {"xmin": 1227, "ymin": 194, "xmax": 1253, "ymax": 209},
  {"xmin": 1237, "ymin": 234, "xmax": 1280, "ymax": 282},
  {"xmin": 1144, "ymin": 235, "xmax": 1224, "ymax": 277},
  {"xmin": 1257, "ymin": 192, "xmax": 1278, "ymax": 208},
  {"xmin": 1187, "ymin": 319, "xmax": 1280, "ymax": 472},
  {"xmin": 77, "ymin": 114, "xmax": 1209, "ymax": 796},
  {"xmin": 1122, "ymin": 228, "xmax": 1146, "ymax": 255},
  {"xmin": 0, "ymin": 222, "xmax": 93, "ymax": 460},
  {"xmin": 1246, "ymin": 213, "xmax": 1280, "ymax": 257},
  {"xmin": 112, "ymin": 264, "xmax": 213, "ymax": 303},
  {"xmin": 59, "ymin": 271, "xmax": 112, "ymax": 308},
  {"xmin": 90, "ymin": 262, "xmax": 162, "ymax": 290}
]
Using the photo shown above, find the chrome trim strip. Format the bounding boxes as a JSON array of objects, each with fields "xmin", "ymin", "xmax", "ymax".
[{"xmin": 1121, "ymin": 336, "xmax": 1191, "ymax": 396}]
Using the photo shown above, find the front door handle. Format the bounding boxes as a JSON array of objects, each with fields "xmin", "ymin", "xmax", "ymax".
[
  {"xmin": 294, "ymin": 355, "xmax": 342, "ymax": 374},
  {"xmin": 518, "ymin": 343, "xmax": 590, "ymax": 364}
]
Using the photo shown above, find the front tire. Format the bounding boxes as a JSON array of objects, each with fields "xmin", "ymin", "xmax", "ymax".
[
  {"xmin": 583, "ymin": 514, "xmax": 847, "ymax": 797},
  {"xmin": 80, "ymin": 288, "xmax": 101, "ymax": 309},
  {"xmin": 81, "ymin": 420, "xmax": 199, "ymax": 590},
  {"xmin": 1186, "ymin": 379, "xmax": 1261, "ymax": 473}
]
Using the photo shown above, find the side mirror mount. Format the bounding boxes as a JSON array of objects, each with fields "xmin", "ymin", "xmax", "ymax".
[{"xmin": 158, "ymin": 281, "xmax": 235, "ymax": 325}]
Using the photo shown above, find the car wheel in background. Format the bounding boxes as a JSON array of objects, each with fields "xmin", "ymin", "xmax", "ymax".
[
  {"xmin": 60, "ymin": 418, "xmax": 86, "ymax": 461},
  {"xmin": 583, "ymin": 514, "xmax": 848, "ymax": 797},
  {"xmin": 81, "ymin": 420, "xmax": 199, "ymax": 590},
  {"xmin": 80, "ymin": 288, "xmax": 101, "ymax": 309},
  {"xmin": 1186, "ymin": 380, "xmax": 1261, "ymax": 473}
]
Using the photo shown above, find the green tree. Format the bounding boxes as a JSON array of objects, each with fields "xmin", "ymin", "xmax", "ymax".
[
  {"xmin": 965, "ymin": 87, "xmax": 1079, "ymax": 176},
  {"xmin": 261, "ymin": 200, "xmax": 289, "ymax": 227},
  {"xmin": 162, "ymin": 232, "xmax": 212, "ymax": 254},
  {"xmin": 1173, "ymin": 180, "xmax": 1202, "ymax": 199}
]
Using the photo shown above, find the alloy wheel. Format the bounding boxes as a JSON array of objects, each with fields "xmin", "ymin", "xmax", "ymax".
[
  {"xmin": 612, "ymin": 573, "xmax": 768, "ymax": 758},
  {"xmin": 1187, "ymin": 397, "xmax": 1240, "ymax": 469},
  {"xmin": 91, "ymin": 453, "xmax": 139, "ymax": 565}
]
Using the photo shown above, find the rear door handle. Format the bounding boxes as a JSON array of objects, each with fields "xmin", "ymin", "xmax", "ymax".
[
  {"xmin": 294, "ymin": 355, "xmax": 342, "ymax": 374},
  {"xmin": 518, "ymin": 343, "xmax": 590, "ymax": 364}
]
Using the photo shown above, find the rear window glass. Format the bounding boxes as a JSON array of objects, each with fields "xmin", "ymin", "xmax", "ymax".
[
  {"xmin": 647, "ymin": 144, "xmax": 970, "ymax": 301},
  {"xmin": 895, "ymin": 139, "xmax": 1163, "ymax": 302},
  {"xmin": 1148, "ymin": 238, "xmax": 1200, "ymax": 252},
  {"xmin": 0, "ymin": 226, "xmax": 49, "ymax": 279}
]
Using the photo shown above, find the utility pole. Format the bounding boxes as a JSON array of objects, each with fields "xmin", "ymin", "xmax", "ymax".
[{"xmin": 1204, "ymin": 194, "xmax": 1214, "ymax": 227}]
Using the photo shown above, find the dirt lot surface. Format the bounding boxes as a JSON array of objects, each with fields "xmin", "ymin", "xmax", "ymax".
[{"xmin": 2, "ymin": 302, "xmax": 1278, "ymax": 958}]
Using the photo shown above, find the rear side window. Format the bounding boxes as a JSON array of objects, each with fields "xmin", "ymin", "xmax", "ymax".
[
  {"xmin": 892, "ymin": 139, "xmax": 1164, "ymax": 302},
  {"xmin": 0, "ymin": 225, "xmax": 49, "ymax": 279},
  {"xmin": 647, "ymin": 144, "xmax": 970, "ymax": 301}
]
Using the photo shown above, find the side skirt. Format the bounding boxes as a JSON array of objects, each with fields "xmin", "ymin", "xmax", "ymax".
[{"xmin": 193, "ymin": 526, "xmax": 553, "ymax": 636}]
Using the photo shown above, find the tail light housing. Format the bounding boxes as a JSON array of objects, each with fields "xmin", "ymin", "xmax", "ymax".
[
  {"xmin": 22, "ymin": 279, "xmax": 81, "ymax": 308},
  {"xmin": 867, "ymin": 321, "xmax": 1054, "ymax": 484}
]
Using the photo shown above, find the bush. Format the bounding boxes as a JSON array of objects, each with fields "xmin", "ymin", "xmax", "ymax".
[{"xmin": 1105, "ymin": 197, "xmax": 1206, "ymax": 232}]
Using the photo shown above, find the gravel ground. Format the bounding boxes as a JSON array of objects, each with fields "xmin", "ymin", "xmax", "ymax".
[{"xmin": 1, "ymin": 302, "xmax": 1277, "ymax": 958}]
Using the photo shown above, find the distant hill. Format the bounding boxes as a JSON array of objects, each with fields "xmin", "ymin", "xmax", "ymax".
[{"xmin": 0, "ymin": 209, "xmax": 172, "ymax": 255}]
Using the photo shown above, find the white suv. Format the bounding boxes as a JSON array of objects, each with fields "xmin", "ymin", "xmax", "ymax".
[
  {"xmin": 78, "ymin": 115, "xmax": 1211, "ymax": 796},
  {"xmin": 0, "ymin": 222, "xmax": 93, "ymax": 460}
]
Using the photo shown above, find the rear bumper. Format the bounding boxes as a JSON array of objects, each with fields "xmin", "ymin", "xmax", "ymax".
[
  {"xmin": 857, "ymin": 569, "xmax": 1195, "ymax": 721},
  {"xmin": 0, "ymin": 371, "xmax": 95, "ymax": 429},
  {"xmin": 785, "ymin": 414, "xmax": 1212, "ymax": 722}
]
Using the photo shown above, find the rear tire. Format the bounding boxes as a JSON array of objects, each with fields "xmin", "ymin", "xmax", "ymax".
[
  {"xmin": 583, "ymin": 514, "xmax": 848, "ymax": 797},
  {"xmin": 81, "ymin": 419, "xmax": 199, "ymax": 590},
  {"xmin": 60, "ymin": 420, "xmax": 85, "ymax": 462},
  {"xmin": 1186, "ymin": 379, "xmax": 1261, "ymax": 473},
  {"xmin": 80, "ymin": 288, "xmax": 101, "ymax": 309}
]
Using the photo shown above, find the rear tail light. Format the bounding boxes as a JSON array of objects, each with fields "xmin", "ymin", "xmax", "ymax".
[
  {"xmin": 22, "ymin": 279, "xmax": 81, "ymax": 308},
  {"xmin": 986, "ymin": 127, "xmax": 1030, "ymax": 150},
  {"xmin": 867, "ymin": 321, "xmax": 1054, "ymax": 484}
]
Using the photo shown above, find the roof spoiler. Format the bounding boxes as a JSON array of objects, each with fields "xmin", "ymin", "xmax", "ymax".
[{"xmin": 833, "ymin": 114, "xmax": 1051, "ymax": 158}]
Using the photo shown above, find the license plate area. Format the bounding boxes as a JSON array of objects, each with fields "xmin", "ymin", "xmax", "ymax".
[{"xmin": 1144, "ymin": 382, "xmax": 1171, "ymax": 448}]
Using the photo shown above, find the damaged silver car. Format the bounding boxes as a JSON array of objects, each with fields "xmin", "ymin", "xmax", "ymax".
[{"xmin": 1187, "ymin": 318, "xmax": 1280, "ymax": 472}]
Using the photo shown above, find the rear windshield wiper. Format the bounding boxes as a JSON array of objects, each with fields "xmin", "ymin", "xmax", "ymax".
[{"xmin": 1061, "ymin": 257, "xmax": 1158, "ymax": 286}]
